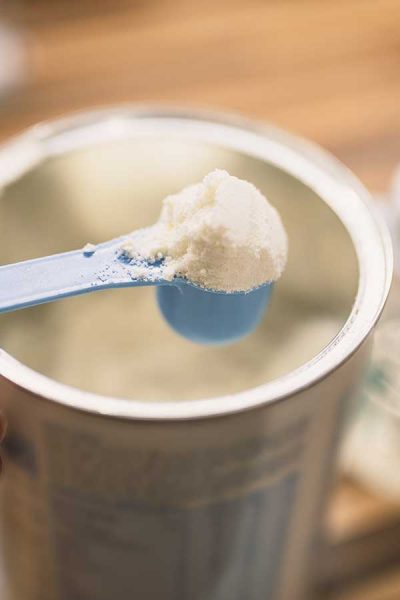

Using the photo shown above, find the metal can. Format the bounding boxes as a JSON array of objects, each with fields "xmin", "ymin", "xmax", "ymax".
[{"xmin": 0, "ymin": 108, "xmax": 392, "ymax": 600}]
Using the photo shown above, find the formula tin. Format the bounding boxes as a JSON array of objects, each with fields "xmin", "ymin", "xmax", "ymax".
[{"xmin": 0, "ymin": 108, "xmax": 392, "ymax": 600}]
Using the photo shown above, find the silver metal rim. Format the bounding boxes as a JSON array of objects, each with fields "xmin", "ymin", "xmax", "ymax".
[{"xmin": 0, "ymin": 106, "xmax": 393, "ymax": 420}]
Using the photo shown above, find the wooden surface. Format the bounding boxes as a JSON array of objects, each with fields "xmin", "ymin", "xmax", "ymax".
[
  {"xmin": 1, "ymin": 1, "xmax": 400, "ymax": 598},
  {"xmin": 2, "ymin": 0, "xmax": 400, "ymax": 192}
]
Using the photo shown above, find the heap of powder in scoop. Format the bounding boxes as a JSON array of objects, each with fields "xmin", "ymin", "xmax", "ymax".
[{"xmin": 121, "ymin": 169, "xmax": 288, "ymax": 292}]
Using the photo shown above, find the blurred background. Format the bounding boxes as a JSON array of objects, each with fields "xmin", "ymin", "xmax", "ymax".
[
  {"xmin": 0, "ymin": 1, "xmax": 400, "ymax": 599},
  {"xmin": 0, "ymin": 0, "xmax": 399, "ymax": 192}
]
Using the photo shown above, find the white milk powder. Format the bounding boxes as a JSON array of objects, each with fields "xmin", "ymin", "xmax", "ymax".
[{"xmin": 121, "ymin": 170, "xmax": 288, "ymax": 292}]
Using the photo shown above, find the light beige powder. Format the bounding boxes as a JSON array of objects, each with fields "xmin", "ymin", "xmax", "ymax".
[{"xmin": 121, "ymin": 170, "xmax": 288, "ymax": 292}]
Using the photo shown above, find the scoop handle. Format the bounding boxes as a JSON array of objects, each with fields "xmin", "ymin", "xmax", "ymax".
[{"xmin": 0, "ymin": 240, "xmax": 162, "ymax": 314}]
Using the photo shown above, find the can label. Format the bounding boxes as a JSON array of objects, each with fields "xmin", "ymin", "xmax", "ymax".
[
  {"xmin": 0, "ymin": 349, "xmax": 363, "ymax": 600},
  {"xmin": 43, "ymin": 419, "xmax": 306, "ymax": 600}
]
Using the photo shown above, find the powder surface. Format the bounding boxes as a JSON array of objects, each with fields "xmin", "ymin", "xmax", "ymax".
[{"xmin": 122, "ymin": 170, "xmax": 288, "ymax": 292}]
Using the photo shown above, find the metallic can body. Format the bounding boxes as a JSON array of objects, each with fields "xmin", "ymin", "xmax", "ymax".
[{"xmin": 0, "ymin": 108, "xmax": 392, "ymax": 600}]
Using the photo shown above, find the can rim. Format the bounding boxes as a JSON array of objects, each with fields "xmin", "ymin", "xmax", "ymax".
[{"xmin": 0, "ymin": 106, "xmax": 393, "ymax": 420}]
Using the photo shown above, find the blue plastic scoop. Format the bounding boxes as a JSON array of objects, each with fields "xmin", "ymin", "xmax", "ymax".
[{"xmin": 0, "ymin": 236, "xmax": 273, "ymax": 345}]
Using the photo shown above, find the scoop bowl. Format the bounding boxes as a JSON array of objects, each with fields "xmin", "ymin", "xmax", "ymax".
[{"xmin": 157, "ymin": 280, "xmax": 273, "ymax": 345}]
